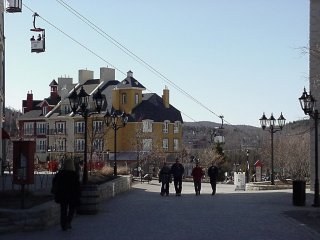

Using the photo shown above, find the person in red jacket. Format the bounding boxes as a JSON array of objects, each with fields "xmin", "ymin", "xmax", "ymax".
[{"xmin": 191, "ymin": 162, "xmax": 204, "ymax": 195}]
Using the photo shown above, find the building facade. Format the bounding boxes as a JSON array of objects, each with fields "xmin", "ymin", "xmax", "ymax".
[
  {"xmin": 309, "ymin": 0, "xmax": 320, "ymax": 192},
  {"xmin": 17, "ymin": 67, "xmax": 183, "ymax": 171}
]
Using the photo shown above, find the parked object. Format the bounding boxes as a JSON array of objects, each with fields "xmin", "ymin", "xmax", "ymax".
[
  {"xmin": 293, "ymin": 180, "xmax": 306, "ymax": 206},
  {"xmin": 234, "ymin": 172, "xmax": 246, "ymax": 191}
]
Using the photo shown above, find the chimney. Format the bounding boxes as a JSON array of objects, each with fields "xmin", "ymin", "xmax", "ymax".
[
  {"xmin": 162, "ymin": 86, "xmax": 170, "ymax": 108},
  {"xmin": 50, "ymin": 80, "xmax": 58, "ymax": 100},
  {"xmin": 127, "ymin": 70, "xmax": 133, "ymax": 78},
  {"xmin": 26, "ymin": 90, "xmax": 33, "ymax": 112},
  {"xmin": 79, "ymin": 69, "xmax": 94, "ymax": 84},
  {"xmin": 100, "ymin": 67, "xmax": 115, "ymax": 82}
]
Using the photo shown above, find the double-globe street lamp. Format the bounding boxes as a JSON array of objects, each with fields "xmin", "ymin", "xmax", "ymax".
[
  {"xmin": 299, "ymin": 88, "xmax": 319, "ymax": 207},
  {"xmin": 69, "ymin": 86, "xmax": 104, "ymax": 184},
  {"xmin": 104, "ymin": 110, "xmax": 128, "ymax": 176},
  {"xmin": 259, "ymin": 112, "xmax": 286, "ymax": 185}
]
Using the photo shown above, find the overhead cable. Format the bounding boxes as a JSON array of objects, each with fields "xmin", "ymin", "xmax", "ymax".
[
  {"xmin": 55, "ymin": 0, "xmax": 227, "ymax": 124},
  {"xmin": 22, "ymin": 3, "xmax": 127, "ymax": 76}
]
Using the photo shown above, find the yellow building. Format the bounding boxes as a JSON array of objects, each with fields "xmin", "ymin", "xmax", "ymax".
[
  {"xmin": 103, "ymin": 70, "xmax": 183, "ymax": 171},
  {"xmin": 34, "ymin": 68, "xmax": 184, "ymax": 172}
]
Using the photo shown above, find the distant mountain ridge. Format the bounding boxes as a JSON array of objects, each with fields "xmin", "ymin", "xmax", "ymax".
[{"xmin": 182, "ymin": 120, "xmax": 309, "ymax": 151}]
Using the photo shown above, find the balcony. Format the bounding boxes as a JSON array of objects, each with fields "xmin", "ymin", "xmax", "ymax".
[{"xmin": 47, "ymin": 129, "xmax": 67, "ymax": 135}]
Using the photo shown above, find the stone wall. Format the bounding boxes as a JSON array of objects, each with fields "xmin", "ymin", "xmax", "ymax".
[{"xmin": 0, "ymin": 175, "xmax": 132, "ymax": 234}]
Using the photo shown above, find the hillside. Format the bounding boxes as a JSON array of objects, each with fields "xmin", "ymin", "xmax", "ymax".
[
  {"xmin": 182, "ymin": 120, "xmax": 310, "ymax": 151},
  {"xmin": 3, "ymin": 107, "xmax": 310, "ymax": 153}
]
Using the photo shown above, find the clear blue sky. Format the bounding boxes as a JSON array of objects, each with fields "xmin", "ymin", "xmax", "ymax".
[{"xmin": 4, "ymin": 0, "xmax": 309, "ymax": 127}]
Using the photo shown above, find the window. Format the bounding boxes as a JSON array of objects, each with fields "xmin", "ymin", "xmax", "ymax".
[
  {"xmin": 174, "ymin": 138, "xmax": 179, "ymax": 151},
  {"xmin": 57, "ymin": 139, "xmax": 66, "ymax": 152},
  {"xmin": 24, "ymin": 122, "xmax": 34, "ymax": 135},
  {"xmin": 42, "ymin": 106, "xmax": 48, "ymax": 116},
  {"xmin": 76, "ymin": 121, "xmax": 85, "ymax": 133},
  {"xmin": 122, "ymin": 93, "xmax": 127, "ymax": 104},
  {"xmin": 36, "ymin": 139, "xmax": 47, "ymax": 152},
  {"xmin": 142, "ymin": 120, "xmax": 153, "ymax": 133},
  {"xmin": 135, "ymin": 93, "xmax": 139, "ymax": 104},
  {"xmin": 142, "ymin": 139, "xmax": 152, "ymax": 151},
  {"xmin": 174, "ymin": 121, "xmax": 181, "ymax": 133},
  {"xmin": 163, "ymin": 121, "xmax": 169, "ymax": 133},
  {"xmin": 56, "ymin": 122, "xmax": 66, "ymax": 134},
  {"xmin": 93, "ymin": 121, "xmax": 103, "ymax": 133},
  {"xmin": 93, "ymin": 139, "xmax": 103, "ymax": 151},
  {"xmin": 36, "ymin": 122, "xmax": 47, "ymax": 135},
  {"xmin": 162, "ymin": 139, "xmax": 168, "ymax": 150},
  {"xmin": 75, "ymin": 139, "xmax": 85, "ymax": 152},
  {"xmin": 62, "ymin": 105, "xmax": 71, "ymax": 115}
]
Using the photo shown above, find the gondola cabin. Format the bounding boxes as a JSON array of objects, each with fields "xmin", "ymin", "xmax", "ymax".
[
  {"xmin": 30, "ymin": 28, "xmax": 45, "ymax": 53},
  {"xmin": 6, "ymin": 0, "xmax": 22, "ymax": 13}
]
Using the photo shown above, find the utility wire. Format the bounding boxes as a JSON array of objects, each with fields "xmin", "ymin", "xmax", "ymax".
[
  {"xmin": 23, "ymin": 2, "xmax": 254, "ymax": 141},
  {"xmin": 55, "ymin": 0, "xmax": 227, "ymax": 124},
  {"xmin": 22, "ymin": 3, "xmax": 201, "ymax": 124},
  {"xmin": 22, "ymin": 2, "xmax": 246, "ymax": 134},
  {"xmin": 23, "ymin": 4, "xmax": 127, "ymax": 76}
]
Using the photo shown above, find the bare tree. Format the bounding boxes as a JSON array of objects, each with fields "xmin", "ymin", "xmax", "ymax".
[{"xmin": 276, "ymin": 132, "xmax": 310, "ymax": 181}]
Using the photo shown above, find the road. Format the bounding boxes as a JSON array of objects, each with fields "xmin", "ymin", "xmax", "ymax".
[{"xmin": 3, "ymin": 181, "xmax": 320, "ymax": 240}]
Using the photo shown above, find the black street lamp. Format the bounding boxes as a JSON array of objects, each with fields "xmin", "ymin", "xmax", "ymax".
[
  {"xmin": 68, "ymin": 86, "xmax": 105, "ymax": 184},
  {"xmin": 259, "ymin": 112, "xmax": 286, "ymax": 185},
  {"xmin": 104, "ymin": 110, "xmax": 128, "ymax": 176},
  {"xmin": 246, "ymin": 149, "xmax": 250, "ymax": 183},
  {"xmin": 299, "ymin": 88, "xmax": 319, "ymax": 207}
]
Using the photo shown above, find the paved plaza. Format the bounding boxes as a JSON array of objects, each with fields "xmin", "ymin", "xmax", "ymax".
[{"xmin": 2, "ymin": 181, "xmax": 320, "ymax": 240}]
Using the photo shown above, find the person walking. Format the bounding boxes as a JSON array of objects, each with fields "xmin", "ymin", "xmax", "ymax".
[
  {"xmin": 208, "ymin": 162, "xmax": 219, "ymax": 195},
  {"xmin": 52, "ymin": 158, "xmax": 81, "ymax": 231},
  {"xmin": 191, "ymin": 161, "xmax": 204, "ymax": 195},
  {"xmin": 171, "ymin": 158, "xmax": 185, "ymax": 196},
  {"xmin": 159, "ymin": 162, "xmax": 171, "ymax": 196}
]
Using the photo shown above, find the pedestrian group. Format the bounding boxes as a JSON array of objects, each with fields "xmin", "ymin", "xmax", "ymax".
[
  {"xmin": 159, "ymin": 158, "xmax": 219, "ymax": 196},
  {"xmin": 51, "ymin": 157, "xmax": 218, "ymax": 232}
]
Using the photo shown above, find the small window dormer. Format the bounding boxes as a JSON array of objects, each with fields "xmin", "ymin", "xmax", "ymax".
[{"xmin": 42, "ymin": 106, "xmax": 48, "ymax": 116}]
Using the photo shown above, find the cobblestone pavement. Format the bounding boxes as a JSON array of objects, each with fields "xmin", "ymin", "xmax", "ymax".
[{"xmin": 2, "ymin": 181, "xmax": 320, "ymax": 240}]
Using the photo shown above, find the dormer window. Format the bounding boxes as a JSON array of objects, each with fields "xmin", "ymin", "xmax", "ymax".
[{"xmin": 43, "ymin": 106, "xmax": 48, "ymax": 115}]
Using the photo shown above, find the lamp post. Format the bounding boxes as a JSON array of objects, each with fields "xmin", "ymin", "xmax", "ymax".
[
  {"xmin": 259, "ymin": 112, "xmax": 286, "ymax": 185},
  {"xmin": 104, "ymin": 110, "xmax": 128, "ymax": 176},
  {"xmin": 246, "ymin": 149, "xmax": 250, "ymax": 183},
  {"xmin": 299, "ymin": 88, "xmax": 319, "ymax": 207},
  {"xmin": 106, "ymin": 149, "xmax": 110, "ymax": 163},
  {"xmin": 68, "ymin": 86, "xmax": 104, "ymax": 184}
]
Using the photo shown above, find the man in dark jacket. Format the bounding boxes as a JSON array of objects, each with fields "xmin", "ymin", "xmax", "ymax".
[
  {"xmin": 171, "ymin": 158, "xmax": 185, "ymax": 196},
  {"xmin": 53, "ymin": 158, "xmax": 80, "ymax": 231},
  {"xmin": 208, "ymin": 162, "xmax": 219, "ymax": 195},
  {"xmin": 159, "ymin": 162, "xmax": 171, "ymax": 196}
]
